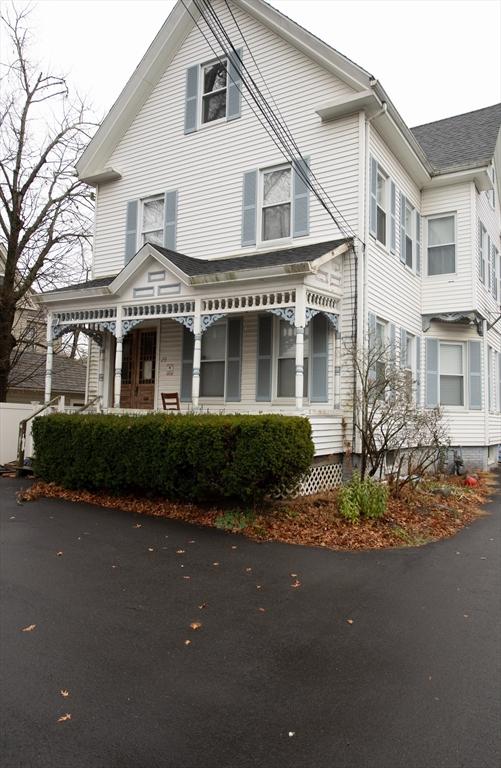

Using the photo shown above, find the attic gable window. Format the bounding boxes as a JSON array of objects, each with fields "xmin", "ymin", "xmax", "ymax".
[
  {"xmin": 202, "ymin": 59, "xmax": 227, "ymax": 124},
  {"xmin": 141, "ymin": 196, "xmax": 164, "ymax": 247}
]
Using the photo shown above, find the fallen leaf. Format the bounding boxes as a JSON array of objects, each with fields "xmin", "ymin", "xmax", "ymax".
[
  {"xmin": 288, "ymin": 731, "xmax": 295, "ymax": 737},
  {"xmin": 463, "ymin": 614, "xmax": 469, "ymax": 618},
  {"xmin": 231, "ymin": 545, "xmax": 237, "ymax": 550},
  {"xmin": 346, "ymin": 618, "xmax": 354, "ymax": 625},
  {"xmin": 198, "ymin": 602, "xmax": 208, "ymax": 609},
  {"xmin": 147, "ymin": 548, "xmax": 154, "ymax": 552},
  {"xmin": 245, "ymin": 567, "xmax": 252, "ymax": 573},
  {"xmin": 21, "ymin": 624, "xmax": 36, "ymax": 632},
  {"xmin": 184, "ymin": 639, "xmax": 191, "ymax": 646},
  {"xmin": 56, "ymin": 551, "xmax": 63, "ymax": 557},
  {"xmin": 258, "ymin": 607, "xmax": 266, "ymax": 612},
  {"xmin": 190, "ymin": 622, "xmax": 202, "ymax": 630},
  {"xmin": 188, "ymin": 540, "xmax": 196, "ymax": 544},
  {"xmin": 176, "ymin": 549, "xmax": 185, "ymax": 554},
  {"xmin": 290, "ymin": 579, "xmax": 301, "ymax": 588},
  {"xmin": 256, "ymin": 585, "xmax": 262, "ymax": 590},
  {"xmin": 212, "ymin": 562, "xmax": 220, "ymax": 567},
  {"xmin": 9, "ymin": 516, "xmax": 15, "ymax": 520},
  {"xmin": 290, "ymin": 572, "xmax": 298, "ymax": 577},
  {"xmin": 60, "ymin": 689, "xmax": 70, "ymax": 698},
  {"xmin": 133, "ymin": 523, "xmax": 142, "ymax": 529},
  {"xmin": 183, "ymin": 575, "xmax": 191, "ymax": 580},
  {"xmin": 57, "ymin": 713, "xmax": 72, "ymax": 723}
]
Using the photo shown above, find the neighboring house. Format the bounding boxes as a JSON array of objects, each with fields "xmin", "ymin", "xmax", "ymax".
[
  {"xmin": 7, "ymin": 351, "xmax": 86, "ymax": 406},
  {"xmin": 0, "ymin": 244, "xmax": 47, "ymax": 357},
  {"xmin": 36, "ymin": 0, "xmax": 501, "ymax": 471}
]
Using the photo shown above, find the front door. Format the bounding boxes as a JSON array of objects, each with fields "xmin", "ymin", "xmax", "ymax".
[{"xmin": 120, "ymin": 328, "xmax": 157, "ymax": 409}]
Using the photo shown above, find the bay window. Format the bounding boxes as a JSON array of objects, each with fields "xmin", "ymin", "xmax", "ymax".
[{"xmin": 427, "ymin": 215, "xmax": 456, "ymax": 275}]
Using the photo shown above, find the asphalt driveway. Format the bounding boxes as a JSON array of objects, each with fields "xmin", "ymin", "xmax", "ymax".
[{"xmin": 1, "ymin": 476, "xmax": 500, "ymax": 768}]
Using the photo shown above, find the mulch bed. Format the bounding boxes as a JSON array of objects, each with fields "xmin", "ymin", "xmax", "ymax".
[{"xmin": 16, "ymin": 473, "xmax": 496, "ymax": 551}]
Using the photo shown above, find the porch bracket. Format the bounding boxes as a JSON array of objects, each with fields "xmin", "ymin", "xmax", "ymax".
[
  {"xmin": 422, "ymin": 311, "xmax": 483, "ymax": 336},
  {"xmin": 267, "ymin": 307, "xmax": 295, "ymax": 326},
  {"xmin": 305, "ymin": 308, "xmax": 320, "ymax": 325},
  {"xmin": 122, "ymin": 319, "xmax": 143, "ymax": 336},
  {"xmin": 52, "ymin": 322, "xmax": 106, "ymax": 348},
  {"xmin": 201, "ymin": 313, "xmax": 226, "ymax": 332},
  {"xmin": 172, "ymin": 315, "xmax": 195, "ymax": 333}
]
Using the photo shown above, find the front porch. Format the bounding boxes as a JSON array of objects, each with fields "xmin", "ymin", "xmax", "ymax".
[{"xmin": 38, "ymin": 239, "xmax": 353, "ymax": 457}]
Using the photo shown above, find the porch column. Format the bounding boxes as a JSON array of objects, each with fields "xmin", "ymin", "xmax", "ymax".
[
  {"xmin": 192, "ymin": 302, "xmax": 202, "ymax": 410},
  {"xmin": 295, "ymin": 285, "xmax": 306, "ymax": 411},
  {"xmin": 44, "ymin": 313, "xmax": 53, "ymax": 403},
  {"xmin": 113, "ymin": 307, "xmax": 123, "ymax": 408},
  {"xmin": 97, "ymin": 340, "xmax": 105, "ymax": 410}
]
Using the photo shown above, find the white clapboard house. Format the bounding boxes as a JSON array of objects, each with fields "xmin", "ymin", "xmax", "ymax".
[{"xmin": 37, "ymin": 0, "xmax": 501, "ymax": 476}]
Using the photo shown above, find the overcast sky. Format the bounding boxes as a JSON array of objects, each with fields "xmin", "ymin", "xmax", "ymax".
[{"xmin": 6, "ymin": 0, "xmax": 501, "ymax": 127}]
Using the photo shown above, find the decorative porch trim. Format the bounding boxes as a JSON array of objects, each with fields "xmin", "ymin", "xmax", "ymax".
[
  {"xmin": 422, "ymin": 311, "xmax": 483, "ymax": 336},
  {"xmin": 305, "ymin": 307, "xmax": 339, "ymax": 331},
  {"xmin": 267, "ymin": 307, "xmax": 295, "ymax": 325},
  {"xmin": 172, "ymin": 315, "xmax": 194, "ymax": 332},
  {"xmin": 305, "ymin": 308, "xmax": 320, "ymax": 325},
  {"xmin": 122, "ymin": 319, "xmax": 143, "ymax": 336},
  {"xmin": 52, "ymin": 321, "xmax": 106, "ymax": 347},
  {"xmin": 201, "ymin": 313, "xmax": 226, "ymax": 331}
]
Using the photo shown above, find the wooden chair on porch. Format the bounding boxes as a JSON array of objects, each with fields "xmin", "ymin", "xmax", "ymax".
[{"xmin": 161, "ymin": 392, "xmax": 180, "ymax": 412}]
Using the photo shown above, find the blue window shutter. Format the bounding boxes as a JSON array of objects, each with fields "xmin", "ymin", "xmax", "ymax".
[
  {"xmin": 256, "ymin": 315, "xmax": 272, "ymax": 401},
  {"xmin": 292, "ymin": 156, "xmax": 310, "ymax": 238},
  {"xmin": 311, "ymin": 313, "xmax": 328, "ymax": 402},
  {"xmin": 468, "ymin": 340, "xmax": 482, "ymax": 410},
  {"xmin": 491, "ymin": 244, "xmax": 497, "ymax": 298},
  {"xmin": 487, "ymin": 235, "xmax": 492, "ymax": 290},
  {"xmin": 226, "ymin": 317, "xmax": 242, "ymax": 401},
  {"xmin": 399, "ymin": 192, "xmax": 406, "ymax": 264},
  {"xmin": 415, "ymin": 211, "xmax": 421, "ymax": 275},
  {"xmin": 125, "ymin": 200, "xmax": 139, "ymax": 263},
  {"xmin": 242, "ymin": 170, "xmax": 257, "ymax": 247},
  {"xmin": 184, "ymin": 65, "xmax": 199, "ymax": 135},
  {"xmin": 425, "ymin": 338, "xmax": 439, "ymax": 407},
  {"xmin": 180, "ymin": 326, "xmax": 194, "ymax": 402},
  {"xmin": 368, "ymin": 311, "xmax": 376, "ymax": 381},
  {"xmin": 416, "ymin": 336, "xmax": 421, "ymax": 404},
  {"xmin": 227, "ymin": 48, "xmax": 242, "ymax": 121},
  {"xmin": 478, "ymin": 220, "xmax": 483, "ymax": 281},
  {"xmin": 390, "ymin": 181, "xmax": 396, "ymax": 254},
  {"xmin": 163, "ymin": 190, "xmax": 178, "ymax": 251},
  {"xmin": 369, "ymin": 156, "xmax": 377, "ymax": 238},
  {"xmin": 399, "ymin": 327, "xmax": 407, "ymax": 368}
]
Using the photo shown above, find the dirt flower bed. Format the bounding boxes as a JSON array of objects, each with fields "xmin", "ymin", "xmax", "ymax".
[{"xmin": 18, "ymin": 473, "xmax": 495, "ymax": 551}]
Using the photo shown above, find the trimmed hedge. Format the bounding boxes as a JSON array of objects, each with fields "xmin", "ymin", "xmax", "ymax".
[{"xmin": 32, "ymin": 413, "xmax": 314, "ymax": 504}]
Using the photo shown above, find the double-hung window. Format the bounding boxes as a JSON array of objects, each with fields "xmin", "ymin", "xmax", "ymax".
[
  {"xmin": 261, "ymin": 165, "xmax": 292, "ymax": 242},
  {"xmin": 376, "ymin": 167, "xmax": 387, "ymax": 245},
  {"xmin": 201, "ymin": 59, "xmax": 227, "ymax": 124},
  {"xmin": 479, "ymin": 223, "xmax": 488, "ymax": 284},
  {"xmin": 141, "ymin": 196, "xmax": 164, "ymax": 247},
  {"xmin": 427, "ymin": 215, "xmax": 455, "ymax": 275},
  {"xmin": 200, "ymin": 322, "xmax": 227, "ymax": 397},
  {"xmin": 439, "ymin": 343, "xmax": 464, "ymax": 406},
  {"xmin": 276, "ymin": 320, "xmax": 309, "ymax": 398},
  {"xmin": 404, "ymin": 200, "xmax": 414, "ymax": 268}
]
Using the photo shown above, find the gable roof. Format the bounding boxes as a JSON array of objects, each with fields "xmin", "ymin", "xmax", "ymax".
[
  {"xmin": 76, "ymin": 0, "xmax": 372, "ymax": 183},
  {"xmin": 8, "ymin": 352, "xmax": 86, "ymax": 394},
  {"xmin": 43, "ymin": 238, "xmax": 351, "ymax": 297},
  {"xmin": 411, "ymin": 103, "xmax": 501, "ymax": 173}
]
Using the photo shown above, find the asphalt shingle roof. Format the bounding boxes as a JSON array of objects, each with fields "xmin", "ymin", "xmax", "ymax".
[
  {"xmin": 9, "ymin": 352, "xmax": 86, "ymax": 393},
  {"xmin": 411, "ymin": 103, "xmax": 501, "ymax": 173},
  {"xmin": 46, "ymin": 238, "xmax": 350, "ymax": 293}
]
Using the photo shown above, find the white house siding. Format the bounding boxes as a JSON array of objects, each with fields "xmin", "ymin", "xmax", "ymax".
[
  {"xmin": 367, "ymin": 126, "xmax": 422, "ymax": 345},
  {"xmin": 92, "ymin": 0, "xmax": 359, "ymax": 277},
  {"xmin": 421, "ymin": 182, "xmax": 474, "ymax": 314},
  {"xmin": 476, "ymin": 186, "xmax": 501, "ymax": 323}
]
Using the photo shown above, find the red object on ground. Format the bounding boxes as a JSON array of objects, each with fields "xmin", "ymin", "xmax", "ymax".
[{"xmin": 465, "ymin": 476, "xmax": 478, "ymax": 486}]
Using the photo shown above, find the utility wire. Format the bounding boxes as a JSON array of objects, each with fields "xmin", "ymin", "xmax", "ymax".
[{"xmin": 182, "ymin": 0, "xmax": 353, "ymax": 240}]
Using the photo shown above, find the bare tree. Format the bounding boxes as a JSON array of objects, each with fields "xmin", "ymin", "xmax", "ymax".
[
  {"xmin": 0, "ymin": 5, "xmax": 97, "ymax": 400},
  {"xmin": 348, "ymin": 335, "xmax": 450, "ymax": 496}
]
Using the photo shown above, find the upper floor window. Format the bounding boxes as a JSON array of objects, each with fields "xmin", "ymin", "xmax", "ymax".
[
  {"xmin": 141, "ymin": 196, "xmax": 164, "ymax": 247},
  {"xmin": 404, "ymin": 200, "xmax": 414, "ymax": 268},
  {"xmin": 201, "ymin": 59, "xmax": 227, "ymax": 124},
  {"xmin": 376, "ymin": 167, "xmax": 388, "ymax": 245},
  {"xmin": 440, "ymin": 342, "xmax": 464, "ymax": 406},
  {"xmin": 261, "ymin": 165, "xmax": 291, "ymax": 242},
  {"xmin": 488, "ymin": 166, "xmax": 496, "ymax": 208},
  {"xmin": 427, "ymin": 215, "xmax": 455, "ymax": 275}
]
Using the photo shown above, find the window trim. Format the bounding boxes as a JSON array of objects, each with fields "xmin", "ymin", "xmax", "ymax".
[
  {"xmin": 438, "ymin": 340, "xmax": 466, "ymax": 409},
  {"xmin": 479, "ymin": 223, "xmax": 488, "ymax": 285},
  {"xmin": 198, "ymin": 56, "xmax": 228, "ymax": 130},
  {"xmin": 140, "ymin": 194, "xmax": 164, "ymax": 248},
  {"xmin": 258, "ymin": 162, "xmax": 293, "ymax": 246},
  {"xmin": 200, "ymin": 319, "xmax": 228, "ymax": 400},
  {"xmin": 375, "ymin": 165, "xmax": 388, "ymax": 247},
  {"xmin": 426, "ymin": 213, "xmax": 457, "ymax": 277},
  {"xmin": 404, "ymin": 198, "xmax": 415, "ymax": 269}
]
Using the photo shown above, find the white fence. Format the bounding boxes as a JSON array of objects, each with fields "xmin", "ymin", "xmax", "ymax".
[{"xmin": 0, "ymin": 403, "xmax": 37, "ymax": 465}]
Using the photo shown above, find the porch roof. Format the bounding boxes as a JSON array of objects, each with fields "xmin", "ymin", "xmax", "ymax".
[{"xmin": 46, "ymin": 238, "xmax": 351, "ymax": 295}]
